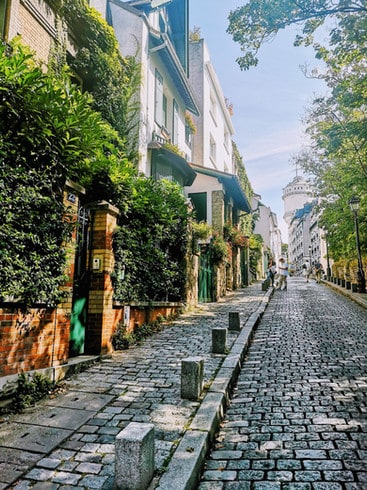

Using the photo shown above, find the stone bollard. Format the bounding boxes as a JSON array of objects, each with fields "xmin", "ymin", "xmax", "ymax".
[
  {"xmin": 115, "ymin": 422, "xmax": 155, "ymax": 490},
  {"xmin": 228, "ymin": 311, "xmax": 241, "ymax": 331},
  {"xmin": 212, "ymin": 328, "xmax": 227, "ymax": 354},
  {"xmin": 181, "ymin": 357, "xmax": 204, "ymax": 400}
]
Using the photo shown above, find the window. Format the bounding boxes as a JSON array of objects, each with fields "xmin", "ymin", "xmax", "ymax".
[
  {"xmin": 210, "ymin": 135, "xmax": 216, "ymax": 163},
  {"xmin": 210, "ymin": 92, "xmax": 217, "ymax": 122},
  {"xmin": 151, "ymin": 159, "xmax": 185, "ymax": 187},
  {"xmin": 172, "ymin": 99, "xmax": 179, "ymax": 145},
  {"xmin": 224, "ymin": 130, "xmax": 230, "ymax": 151},
  {"xmin": 189, "ymin": 193, "xmax": 207, "ymax": 222},
  {"xmin": 162, "ymin": 94, "xmax": 167, "ymax": 129},
  {"xmin": 154, "ymin": 69, "xmax": 164, "ymax": 126},
  {"xmin": 0, "ymin": 0, "xmax": 8, "ymax": 39}
]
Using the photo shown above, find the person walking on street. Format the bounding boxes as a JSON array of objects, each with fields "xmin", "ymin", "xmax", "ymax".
[
  {"xmin": 277, "ymin": 257, "xmax": 288, "ymax": 290},
  {"xmin": 302, "ymin": 262, "xmax": 312, "ymax": 283},
  {"xmin": 314, "ymin": 261, "xmax": 323, "ymax": 283},
  {"xmin": 267, "ymin": 259, "xmax": 277, "ymax": 287}
]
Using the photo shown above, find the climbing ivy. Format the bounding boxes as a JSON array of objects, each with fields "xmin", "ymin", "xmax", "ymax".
[
  {"xmin": 0, "ymin": 40, "xmax": 131, "ymax": 305},
  {"xmin": 112, "ymin": 179, "xmax": 191, "ymax": 303},
  {"xmin": 60, "ymin": 0, "xmax": 141, "ymax": 164}
]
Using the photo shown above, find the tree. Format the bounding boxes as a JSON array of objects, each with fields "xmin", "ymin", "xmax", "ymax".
[
  {"xmin": 293, "ymin": 13, "xmax": 367, "ymax": 260},
  {"xmin": 227, "ymin": 0, "xmax": 367, "ymax": 70}
]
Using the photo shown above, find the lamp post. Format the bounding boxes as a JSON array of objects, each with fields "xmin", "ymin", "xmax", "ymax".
[
  {"xmin": 324, "ymin": 232, "xmax": 332, "ymax": 279},
  {"xmin": 349, "ymin": 196, "xmax": 366, "ymax": 293}
]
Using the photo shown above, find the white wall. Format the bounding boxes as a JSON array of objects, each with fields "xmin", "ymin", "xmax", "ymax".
[{"xmin": 189, "ymin": 39, "xmax": 234, "ymax": 173}]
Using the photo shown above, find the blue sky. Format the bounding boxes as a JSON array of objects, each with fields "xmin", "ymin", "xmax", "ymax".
[{"xmin": 189, "ymin": 0, "xmax": 326, "ymax": 241}]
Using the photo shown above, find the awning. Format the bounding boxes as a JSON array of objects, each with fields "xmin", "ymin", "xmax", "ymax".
[
  {"xmin": 151, "ymin": 146, "xmax": 197, "ymax": 186},
  {"xmin": 189, "ymin": 164, "xmax": 251, "ymax": 212}
]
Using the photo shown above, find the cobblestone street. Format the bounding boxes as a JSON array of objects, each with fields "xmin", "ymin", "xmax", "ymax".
[
  {"xmin": 199, "ymin": 277, "xmax": 367, "ymax": 490},
  {"xmin": 0, "ymin": 283, "xmax": 270, "ymax": 489}
]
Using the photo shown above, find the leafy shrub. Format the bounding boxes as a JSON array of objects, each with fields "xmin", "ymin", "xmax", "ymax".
[
  {"xmin": 112, "ymin": 179, "xmax": 191, "ymax": 303},
  {"xmin": 10, "ymin": 372, "xmax": 55, "ymax": 413}
]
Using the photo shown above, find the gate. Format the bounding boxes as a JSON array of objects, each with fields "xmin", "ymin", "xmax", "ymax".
[
  {"xmin": 198, "ymin": 248, "xmax": 214, "ymax": 303},
  {"xmin": 69, "ymin": 205, "xmax": 90, "ymax": 356}
]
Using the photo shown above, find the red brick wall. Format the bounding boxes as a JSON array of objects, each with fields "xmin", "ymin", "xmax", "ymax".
[
  {"xmin": 0, "ymin": 183, "xmax": 83, "ymax": 379},
  {"xmin": 0, "ymin": 307, "xmax": 69, "ymax": 377}
]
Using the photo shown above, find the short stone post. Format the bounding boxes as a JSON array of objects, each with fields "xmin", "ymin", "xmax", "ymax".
[
  {"xmin": 115, "ymin": 422, "xmax": 155, "ymax": 490},
  {"xmin": 212, "ymin": 328, "xmax": 227, "ymax": 354},
  {"xmin": 181, "ymin": 357, "xmax": 204, "ymax": 400},
  {"xmin": 228, "ymin": 311, "xmax": 240, "ymax": 331}
]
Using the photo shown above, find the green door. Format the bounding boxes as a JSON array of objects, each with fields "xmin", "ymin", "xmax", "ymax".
[
  {"xmin": 69, "ymin": 206, "xmax": 90, "ymax": 356},
  {"xmin": 198, "ymin": 248, "xmax": 214, "ymax": 302}
]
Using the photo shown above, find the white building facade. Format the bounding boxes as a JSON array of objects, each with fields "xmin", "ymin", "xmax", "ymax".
[{"xmin": 91, "ymin": 0, "xmax": 199, "ymax": 185}]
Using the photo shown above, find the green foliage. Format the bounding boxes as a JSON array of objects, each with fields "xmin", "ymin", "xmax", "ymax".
[
  {"xmin": 111, "ymin": 320, "xmax": 166, "ymax": 350},
  {"xmin": 0, "ymin": 40, "xmax": 133, "ymax": 304},
  {"xmin": 227, "ymin": 0, "xmax": 367, "ymax": 70},
  {"xmin": 210, "ymin": 233, "xmax": 228, "ymax": 264},
  {"xmin": 10, "ymin": 372, "xmax": 55, "ymax": 413},
  {"xmin": 232, "ymin": 141, "xmax": 253, "ymax": 238},
  {"xmin": 112, "ymin": 179, "xmax": 191, "ymax": 303},
  {"xmin": 294, "ymin": 12, "xmax": 367, "ymax": 260},
  {"xmin": 191, "ymin": 221, "xmax": 212, "ymax": 241},
  {"xmin": 60, "ymin": 0, "xmax": 141, "ymax": 164},
  {"xmin": 111, "ymin": 323, "xmax": 135, "ymax": 350},
  {"xmin": 223, "ymin": 222, "xmax": 249, "ymax": 248},
  {"xmin": 249, "ymin": 233, "xmax": 263, "ymax": 273}
]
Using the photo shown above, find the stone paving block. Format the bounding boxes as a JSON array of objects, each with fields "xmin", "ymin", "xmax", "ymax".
[
  {"xmin": 228, "ymin": 311, "xmax": 241, "ymax": 331},
  {"xmin": 208, "ymin": 367, "xmax": 234, "ymax": 398},
  {"xmin": 0, "ymin": 283, "xmax": 272, "ymax": 489},
  {"xmin": 115, "ymin": 422, "xmax": 155, "ymax": 490},
  {"xmin": 0, "ymin": 422, "xmax": 72, "ymax": 453},
  {"xmin": 181, "ymin": 357, "xmax": 204, "ymax": 400},
  {"xmin": 221, "ymin": 353, "xmax": 241, "ymax": 371},
  {"xmin": 156, "ymin": 429, "xmax": 209, "ymax": 490},
  {"xmin": 190, "ymin": 392, "xmax": 225, "ymax": 438},
  {"xmin": 212, "ymin": 327, "xmax": 227, "ymax": 354}
]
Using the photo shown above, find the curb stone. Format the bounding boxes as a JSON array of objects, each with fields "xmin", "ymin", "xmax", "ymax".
[{"xmin": 155, "ymin": 287, "xmax": 274, "ymax": 490}]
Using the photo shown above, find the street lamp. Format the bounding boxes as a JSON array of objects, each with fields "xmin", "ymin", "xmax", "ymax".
[
  {"xmin": 324, "ymin": 232, "xmax": 332, "ymax": 279},
  {"xmin": 349, "ymin": 196, "xmax": 366, "ymax": 293}
]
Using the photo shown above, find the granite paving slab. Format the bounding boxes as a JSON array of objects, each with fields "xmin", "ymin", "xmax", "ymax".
[
  {"xmin": 0, "ymin": 422, "xmax": 72, "ymax": 452},
  {"xmin": 14, "ymin": 406, "xmax": 95, "ymax": 430},
  {"xmin": 0, "ymin": 448, "xmax": 41, "ymax": 485},
  {"xmin": 45, "ymin": 390, "xmax": 114, "ymax": 411}
]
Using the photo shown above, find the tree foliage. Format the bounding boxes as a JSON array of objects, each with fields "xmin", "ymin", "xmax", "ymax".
[
  {"xmin": 227, "ymin": 0, "xmax": 367, "ymax": 70},
  {"xmin": 293, "ymin": 12, "xmax": 367, "ymax": 260},
  {"xmin": 227, "ymin": 1, "xmax": 367, "ymax": 260}
]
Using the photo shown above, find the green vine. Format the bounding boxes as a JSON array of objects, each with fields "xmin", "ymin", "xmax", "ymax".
[{"xmin": 59, "ymin": 0, "xmax": 142, "ymax": 164}]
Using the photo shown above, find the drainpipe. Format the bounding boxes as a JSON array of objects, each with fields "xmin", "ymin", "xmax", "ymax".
[{"xmin": 149, "ymin": 38, "xmax": 168, "ymax": 54}]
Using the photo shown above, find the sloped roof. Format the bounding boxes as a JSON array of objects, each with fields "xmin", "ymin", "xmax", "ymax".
[
  {"xmin": 189, "ymin": 164, "xmax": 251, "ymax": 212},
  {"xmin": 149, "ymin": 32, "xmax": 199, "ymax": 115}
]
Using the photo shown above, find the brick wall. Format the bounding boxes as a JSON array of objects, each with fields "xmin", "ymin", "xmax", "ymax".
[
  {"xmin": 0, "ymin": 183, "xmax": 83, "ymax": 378},
  {"xmin": 0, "ymin": 307, "xmax": 69, "ymax": 377},
  {"xmin": 87, "ymin": 202, "xmax": 120, "ymax": 355}
]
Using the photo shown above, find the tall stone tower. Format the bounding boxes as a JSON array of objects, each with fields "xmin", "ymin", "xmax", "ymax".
[{"xmin": 282, "ymin": 175, "xmax": 313, "ymax": 226}]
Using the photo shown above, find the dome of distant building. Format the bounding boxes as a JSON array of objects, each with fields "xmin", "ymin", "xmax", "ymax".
[{"xmin": 282, "ymin": 174, "xmax": 313, "ymax": 226}]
